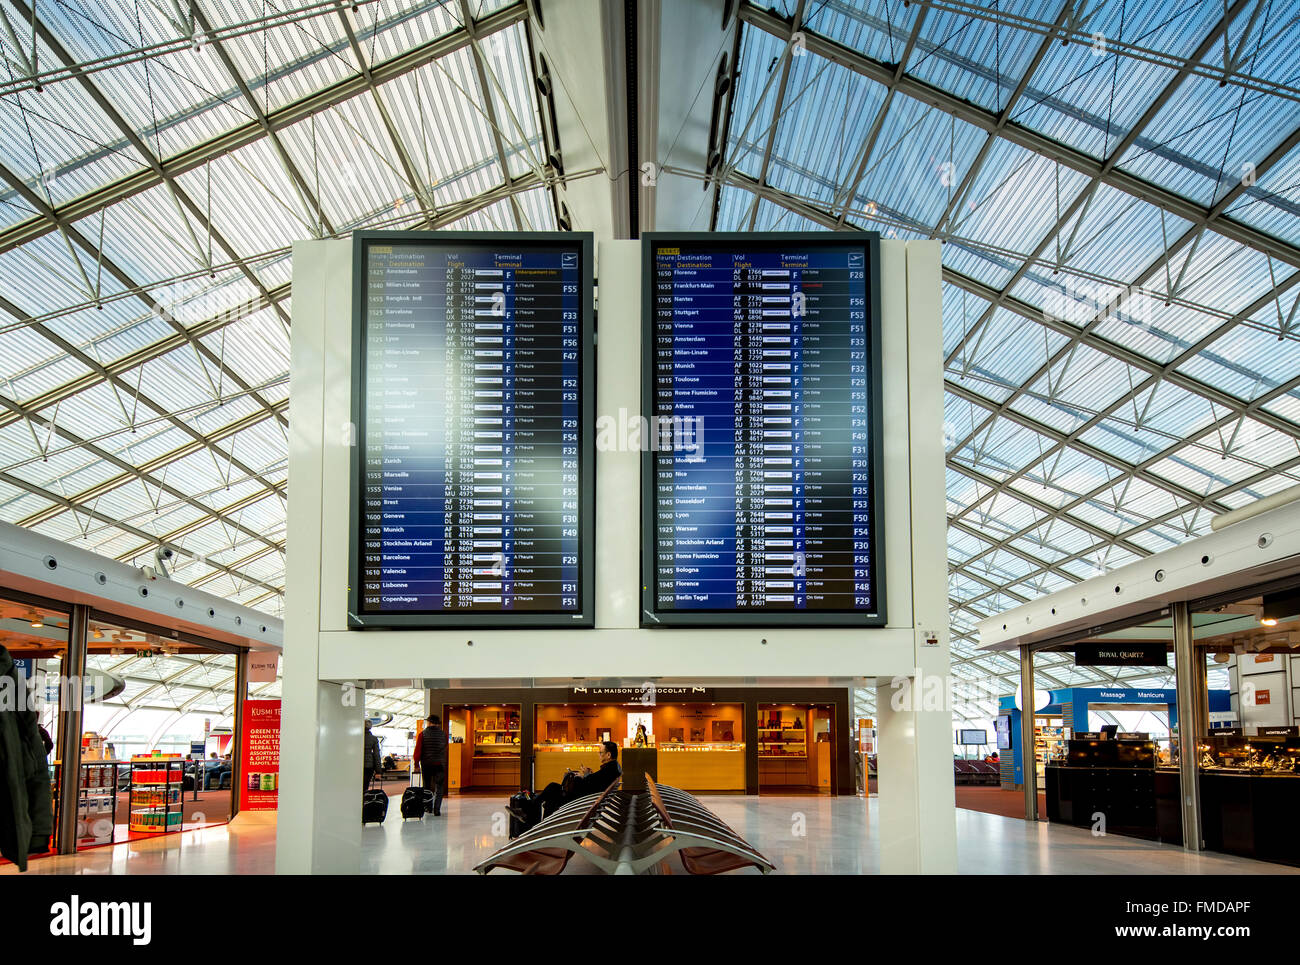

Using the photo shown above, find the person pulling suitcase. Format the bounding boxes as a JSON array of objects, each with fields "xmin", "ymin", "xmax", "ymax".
[{"xmin": 411, "ymin": 714, "xmax": 448, "ymax": 817}]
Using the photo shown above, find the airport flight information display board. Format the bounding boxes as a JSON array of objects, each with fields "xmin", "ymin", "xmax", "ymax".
[
  {"xmin": 641, "ymin": 233, "xmax": 885, "ymax": 627},
  {"xmin": 348, "ymin": 232, "xmax": 594, "ymax": 628}
]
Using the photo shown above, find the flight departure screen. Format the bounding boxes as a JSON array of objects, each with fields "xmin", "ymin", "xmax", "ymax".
[
  {"xmin": 349, "ymin": 232, "xmax": 594, "ymax": 628},
  {"xmin": 641, "ymin": 234, "xmax": 884, "ymax": 627}
]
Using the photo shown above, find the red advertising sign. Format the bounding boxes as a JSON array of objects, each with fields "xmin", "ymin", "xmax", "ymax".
[
  {"xmin": 239, "ymin": 700, "xmax": 281, "ymax": 812},
  {"xmin": 1256, "ymin": 689, "xmax": 1271, "ymax": 705}
]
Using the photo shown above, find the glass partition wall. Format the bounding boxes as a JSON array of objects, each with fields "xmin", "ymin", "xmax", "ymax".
[
  {"xmin": 1186, "ymin": 579, "xmax": 1300, "ymax": 866},
  {"xmin": 1027, "ymin": 581, "xmax": 1300, "ymax": 867},
  {"xmin": 81, "ymin": 613, "xmax": 246, "ymax": 836},
  {"xmin": 0, "ymin": 581, "xmax": 255, "ymax": 854}
]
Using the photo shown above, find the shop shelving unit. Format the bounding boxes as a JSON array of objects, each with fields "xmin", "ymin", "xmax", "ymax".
[
  {"xmin": 468, "ymin": 708, "xmax": 520, "ymax": 788},
  {"xmin": 473, "ymin": 709, "xmax": 521, "ymax": 757},
  {"xmin": 1035, "ymin": 721, "xmax": 1067, "ymax": 790},
  {"xmin": 52, "ymin": 760, "xmax": 123, "ymax": 851},
  {"xmin": 757, "ymin": 728, "xmax": 808, "ymax": 759},
  {"xmin": 76, "ymin": 762, "xmax": 121, "ymax": 847},
  {"xmin": 129, "ymin": 757, "xmax": 184, "ymax": 834}
]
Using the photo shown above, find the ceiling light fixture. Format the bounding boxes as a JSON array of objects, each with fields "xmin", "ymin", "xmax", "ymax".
[
  {"xmin": 27, "ymin": 611, "xmax": 43, "ymax": 628},
  {"xmin": 1260, "ymin": 617, "xmax": 1278, "ymax": 626}
]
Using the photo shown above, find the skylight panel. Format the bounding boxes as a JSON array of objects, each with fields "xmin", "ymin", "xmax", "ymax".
[
  {"xmin": 1222, "ymin": 139, "xmax": 1300, "ymax": 246},
  {"xmin": 724, "ymin": 25, "xmax": 787, "ymax": 181},
  {"xmin": 845, "ymin": 90, "xmax": 984, "ymax": 230},
  {"xmin": 805, "ymin": 0, "xmax": 924, "ymax": 65},
  {"xmin": 209, "ymin": 0, "xmax": 354, "ymax": 117},
  {"xmin": 1176, "ymin": 318, "xmax": 1300, "ymax": 401},
  {"xmin": 907, "ymin": 1, "xmax": 1060, "ymax": 114}
]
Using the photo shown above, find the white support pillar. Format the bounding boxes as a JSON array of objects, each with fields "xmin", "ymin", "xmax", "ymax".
[
  {"xmin": 875, "ymin": 241, "xmax": 957, "ymax": 874},
  {"xmin": 276, "ymin": 240, "xmax": 363, "ymax": 874}
]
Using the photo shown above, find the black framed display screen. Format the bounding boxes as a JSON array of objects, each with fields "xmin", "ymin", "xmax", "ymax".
[
  {"xmin": 349, "ymin": 232, "xmax": 594, "ymax": 628},
  {"xmin": 641, "ymin": 233, "xmax": 885, "ymax": 627}
]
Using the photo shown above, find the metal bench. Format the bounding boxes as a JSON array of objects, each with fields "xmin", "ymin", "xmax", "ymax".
[
  {"xmin": 474, "ymin": 778, "xmax": 774, "ymax": 875},
  {"xmin": 643, "ymin": 777, "xmax": 775, "ymax": 875},
  {"xmin": 473, "ymin": 780, "xmax": 626, "ymax": 875}
]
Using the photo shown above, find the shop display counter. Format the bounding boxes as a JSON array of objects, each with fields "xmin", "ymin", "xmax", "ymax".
[
  {"xmin": 656, "ymin": 743, "xmax": 744, "ymax": 791},
  {"xmin": 1044, "ymin": 765, "xmax": 1167, "ymax": 842},
  {"xmin": 1047, "ymin": 763, "xmax": 1300, "ymax": 866},
  {"xmin": 1199, "ymin": 771, "xmax": 1300, "ymax": 866},
  {"xmin": 534, "ymin": 744, "xmax": 603, "ymax": 788}
]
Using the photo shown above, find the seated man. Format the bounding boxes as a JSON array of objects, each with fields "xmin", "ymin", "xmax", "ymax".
[
  {"xmin": 204, "ymin": 754, "xmax": 232, "ymax": 790},
  {"xmin": 201, "ymin": 753, "xmax": 221, "ymax": 790},
  {"xmin": 510, "ymin": 741, "xmax": 620, "ymax": 831}
]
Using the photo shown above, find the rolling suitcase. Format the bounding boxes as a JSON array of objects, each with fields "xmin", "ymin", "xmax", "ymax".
[
  {"xmin": 400, "ymin": 785, "xmax": 433, "ymax": 820},
  {"xmin": 362, "ymin": 779, "xmax": 388, "ymax": 824},
  {"xmin": 507, "ymin": 790, "xmax": 535, "ymax": 838}
]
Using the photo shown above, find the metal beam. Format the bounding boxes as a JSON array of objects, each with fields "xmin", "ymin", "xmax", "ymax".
[
  {"xmin": 944, "ymin": 381, "xmax": 1233, "ymax": 516},
  {"xmin": 830, "ymin": 6, "xmax": 930, "ymax": 226},
  {"xmin": 333, "ymin": 3, "xmax": 437, "ymax": 225},
  {"xmin": 0, "ymin": 160, "xmax": 290, "ymax": 435},
  {"xmin": 0, "ymin": 285, "xmax": 291, "ymax": 436},
  {"xmin": 0, "ymin": 170, "xmax": 572, "ymax": 603},
  {"xmin": 112, "ymin": 487, "xmax": 287, "ymax": 569},
  {"xmin": 1019, "ymin": 644, "xmax": 1038, "ymax": 819},
  {"xmin": 946, "ymin": 113, "xmax": 1300, "ymax": 418},
  {"xmin": 908, "ymin": 0, "xmax": 1297, "ymax": 102},
  {"xmin": 744, "ymin": 0, "xmax": 806, "ymax": 231},
  {"xmin": 0, "ymin": 168, "xmax": 559, "ymax": 445},
  {"xmin": 943, "ymin": 265, "xmax": 1300, "ymax": 530},
  {"xmin": 948, "ymin": 515, "xmax": 1095, "ymax": 588},
  {"xmin": 458, "ymin": 0, "xmax": 526, "ymax": 230},
  {"xmin": 0, "ymin": 291, "xmax": 287, "ymax": 505},
  {"xmin": 930, "ymin": 0, "xmax": 1077, "ymax": 235},
  {"xmin": 55, "ymin": 603, "xmax": 89, "ymax": 854},
  {"xmin": 951, "ymin": 447, "xmax": 1300, "ymax": 611},
  {"xmin": 0, "ymin": 467, "xmax": 283, "ymax": 597},
  {"xmin": 942, "ymin": 267, "xmax": 1300, "ymax": 439},
  {"xmin": 6, "ymin": 1, "xmax": 293, "ymax": 335},
  {"xmin": 14, "ymin": 399, "xmax": 288, "ymax": 534},
  {"xmin": 1172, "ymin": 600, "xmax": 1202, "ymax": 851}
]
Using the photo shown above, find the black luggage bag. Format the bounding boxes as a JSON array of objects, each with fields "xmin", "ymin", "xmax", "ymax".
[
  {"xmin": 401, "ymin": 786, "xmax": 433, "ymax": 820},
  {"xmin": 507, "ymin": 790, "xmax": 536, "ymax": 838},
  {"xmin": 362, "ymin": 787, "xmax": 388, "ymax": 824}
]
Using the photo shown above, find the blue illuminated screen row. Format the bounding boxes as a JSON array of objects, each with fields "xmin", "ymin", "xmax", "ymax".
[{"xmin": 350, "ymin": 233, "xmax": 882, "ymax": 628}]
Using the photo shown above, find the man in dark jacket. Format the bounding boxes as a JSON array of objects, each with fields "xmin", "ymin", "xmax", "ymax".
[
  {"xmin": 363, "ymin": 720, "xmax": 381, "ymax": 792},
  {"xmin": 510, "ymin": 741, "xmax": 620, "ymax": 831},
  {"xmin": 412, "ymin": 715, "xmax": 448, "ymax": 816},
  {"xmin": 0, "ymin": 645, "xmax": 53, "ymax": 871}
]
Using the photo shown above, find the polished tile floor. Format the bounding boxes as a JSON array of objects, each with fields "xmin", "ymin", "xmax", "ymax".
[{"xmin": 6, "ymin": 796, "xmax": 1295, "ymax": 875}]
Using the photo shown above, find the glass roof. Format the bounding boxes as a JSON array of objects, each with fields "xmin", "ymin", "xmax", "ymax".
[
  {"xmin": 2, "ymin": 1, "xmax": 1297, "ymax": 728},
  {"xmin": 0, "ymin": 0, "xmax": 555, "ymax": 624},
  {"xmin": 716, "ymin": 0, "xmax": 1300, "ymax": 718}
]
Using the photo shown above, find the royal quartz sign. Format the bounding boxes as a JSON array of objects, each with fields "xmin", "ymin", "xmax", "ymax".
[{"xmin": 1075, "ymin": 643, "xmax": 1168, "ymax": 667}]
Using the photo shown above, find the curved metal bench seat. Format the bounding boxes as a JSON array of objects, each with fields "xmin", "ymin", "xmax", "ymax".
[{"xmin": 474, "ymin": 778, "xmax": 774, "ymax": 875}]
